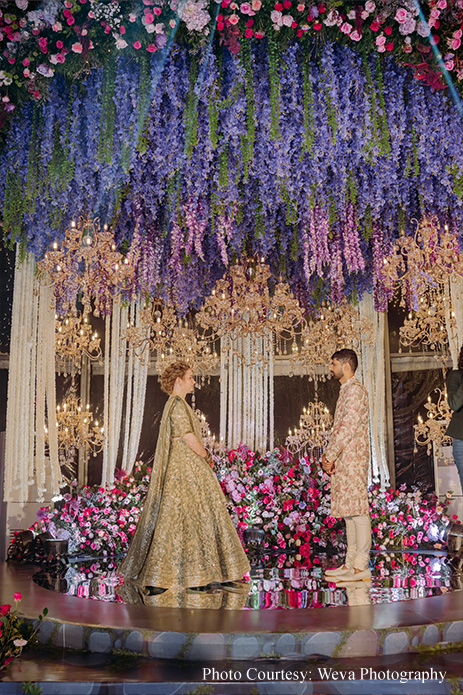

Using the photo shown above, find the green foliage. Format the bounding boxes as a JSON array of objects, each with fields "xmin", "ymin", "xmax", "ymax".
[
  {"xmin": 0, "ymin": 598, "xmax": 48, "ymax": 673},
  {"xmin": 267, "ymin": 34, "xmax": 282, "ymax": 140},
  {"xmin": 186, "ymin": 686, "xmax": 215, "ymax": 695},
  {"xmin": 240, "ymin": 38, "xmax": 255, "ymax": 181},
  {"xmin": 22, "ymin": 684, "xmax": 43, "ymax": 695},
  {"xmin": 449, "ymin": 165, "xmax": 463, "ymax": 199},
  {"xmin": 184, "ymin": 59, "xmax": 199, "ymax": 160},
  {"xmin": 302, "ymin": 52, "xmax": 315, "ymax": 154},
  {"xmin": 99, "ymin": 61, "xmax": 116, "ymax": 163},
  {"xmin": 136, "ymin": 56, "xmax": 152, "ymax": 153}
]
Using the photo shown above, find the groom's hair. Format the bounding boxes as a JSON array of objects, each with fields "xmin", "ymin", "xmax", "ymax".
[{"xmin": 331, "ymin": 349, "xmax": 358, "ymax": 373}]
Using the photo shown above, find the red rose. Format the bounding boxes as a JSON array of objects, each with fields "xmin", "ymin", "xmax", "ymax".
[
  {"xmin": 217, "ymin": 21, "xmax": 224, "ymax": 30},
  {"xmin": 291, "ymin": 20, "xmax": 298, "ymax": 27},
  {"xmin": 370, "ymin": 20, "xmax": 379, "ymax": 30},
  {"xmin": 244, "ymin": 28, "xmax": 253, "ymax": 37},
  {"xmin": 275, "ymin": 3, "xmax": 283, "ymax": 10},
  {"xmin": 313, "ymin": 22, "xmax": 322, "ymax": 29},
  {"xmin": 0, "ymin": 605, "xmax": 11, "ymax": 615},
  {"xmin": 283, "ymin": 0, "xmax": 292, "ymax": 7},
  {"xmin": 384, "ymin": 25, "xmax": 392, "ymax": 35},
  {"xmin": 386, "ymin": 41, "xmax": 393, "ymax": 50},
  {"xmin": 432, "ymin": 34, "xmax": 440, "ymax": 43}
]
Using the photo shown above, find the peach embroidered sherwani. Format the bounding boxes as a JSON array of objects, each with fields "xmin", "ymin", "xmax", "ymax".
[{"xmin": 324, "ymin": 376, "xmax": 370, "ymax": 518}]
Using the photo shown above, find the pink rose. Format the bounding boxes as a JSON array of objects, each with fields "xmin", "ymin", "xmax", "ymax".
[
  {"xmin": 445, "ymin": 59, "xmax": 455, "ymax": 69},
  {"xmin": 340, "ymin": 22, "xmax": 352, "ymax": 34},
  {"xmin": 14, "ymin": 592, "xmax": 22, "ymax": 601},
  {"xmin": 133, "ymin": 40, "xmax": 142, "ymax": 49},
  {"xmin": 22, "ymin": 57, "xmax": 30, "ymax": 66},
  {"xmin": 395, "ymin": 8, "xmax": 409, "ymax": 23},
  {"xmin": 365, "ymin": 0, "xmax": 376, "ymax": 11},
  {"xmin": 229, "ymin": 13, "xmax": 239, "ymax": 24},
  {"xmin": 115, "ymin": 38, "xmax": 128, "ymax": 49},
  {"xmin": 350, "ymin": 29, "xmax": 361, "ymax": 41},
  {"xmin": 240, "ymin": 2, "xmax": 251, "ymax": 13},
  {"xmin": 252, "ymin": 0, "xmax": 262, "ymax": 8},
  {"xmin": 71, "ymin": 42, "xmax": 83, "ymax": 53},
  {"xmin": 153, "ymin": 6, "xmax": 162, "ymax": 14},
  {"xmin": 145, "ymin": 12, "xmax": 154, "ymax": 23},
  {"xmin": 376, "ymin": 33, "xmax": 386, "ymax": 46},
  {"xmin": 454, "ymin": 29, "xmax": 462, "ymax": 39},
  {"xmin": 450, "ymin": 37, "xmax": 461, "ymax": 49},
  {"xmin": 255, "ymin": 29, "xmax": 264, "ymax": 37},
  {"xmin": 146, "ymin": 43, "xmax": 157, "ymax": 52},
  {"xmin": 437, "ymin": 0, "xmax": 447, "ymax": 7}
]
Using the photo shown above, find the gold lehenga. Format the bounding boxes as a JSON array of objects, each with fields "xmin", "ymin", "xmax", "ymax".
[{"xmin": 119, "ymin": 396, "xmax": 250, "ymax": 594}]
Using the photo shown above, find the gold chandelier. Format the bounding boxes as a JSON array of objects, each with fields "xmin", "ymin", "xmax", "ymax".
[
  {"xmin": 197, "ymin": 258, "xmax": 305, "ymax": 342},
  {"xmin": 37, "ymin": 216, "xmax": 134, "ymax": 317},
  {"xmin": 285, "ymin": 397, "xmax": 332, "ymax": 460},
  {"xmin": 291, "ymin": 300, "xmax": 374, "ymax": 379},
  {"xmin": 414, "ymin": 388, "xmax": 453, "ymax": 455},
  {"xmin": 399, "ymin": 284, "xmax": 456, "ymax": 363},
  {"xmin": 46, "ymin": 380, "xmax": 105, "ymax": 480},
  {"xmin": 55, "ymin": 309, "xmax": 102, "ymax": 376},
  {"xmin": 381, "ymin": 216, "xmax": 463, "ymax": 310},
  {"xmin": 124, "ymin": 299, "xmax": 220, "ymax": 378}
]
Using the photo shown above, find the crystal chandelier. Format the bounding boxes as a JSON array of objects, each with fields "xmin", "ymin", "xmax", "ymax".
[
  {"xmin": 37, "ymin": 216, "xmax": 134, "ymax": 317},
  {"xmin": 414, "ymin": 388, "xmax": 453, "ymax": 455},
  {"xmin": 46, "ymin": 380, "xmax": 105, "ymax": 480},
  {"xmin": 197, "ymin": 258, "xmax": 305, "ymax": 342},
  {"xmin": 291, "ymin": 300, "xmax": 374, "ymax": 379},
  {"xmin": 123, "ymin": 299, "xmax": 220, "ymax": 378},
  {"xmin": 381, "ymin": 216, "xmax": 463, "ymax": 310},
  {"xmin": 55, "ymin": 309, "xmax": 102, "ymax": 376},
  {"xmin": 399, "ymin": 284, "xmax": 456, "ymax": 363},
  {"xmin": 285, "ymin": 397, "xmax": 332, "ymax": 461}
]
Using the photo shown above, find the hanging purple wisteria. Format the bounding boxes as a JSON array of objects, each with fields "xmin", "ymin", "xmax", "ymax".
[{"xmin": 1, "ymin": 41, "xmax": 463, "ymax": 312}]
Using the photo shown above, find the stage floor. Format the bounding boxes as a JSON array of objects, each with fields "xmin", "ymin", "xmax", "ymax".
[{"xmin": 1, "ymin": 555, "xmax": 462, "ymax": 663}]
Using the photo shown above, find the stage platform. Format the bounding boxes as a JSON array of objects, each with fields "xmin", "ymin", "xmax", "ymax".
[{"xmin": 1, "ymin": 559, "xmax": 462, "ymax": 663}]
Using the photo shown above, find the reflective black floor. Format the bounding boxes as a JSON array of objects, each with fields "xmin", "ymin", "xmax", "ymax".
[{"xmin": 32, "ymin": 551, "xmax": 462, "ymax": 609}]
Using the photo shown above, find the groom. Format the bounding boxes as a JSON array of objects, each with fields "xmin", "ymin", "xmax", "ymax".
[{"xmin": 322, "ymin": 349, "xmax": 371, "ymax": 581}]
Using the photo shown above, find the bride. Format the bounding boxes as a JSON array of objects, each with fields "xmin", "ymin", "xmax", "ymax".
[{"xmin": 119, "ymin": 361, "xmax": 250, "ymax": 597}]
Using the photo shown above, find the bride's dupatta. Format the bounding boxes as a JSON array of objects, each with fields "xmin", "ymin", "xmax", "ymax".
[{"xmin": 118, "ymin": 395, "xmax": 180, "ymax": 583}]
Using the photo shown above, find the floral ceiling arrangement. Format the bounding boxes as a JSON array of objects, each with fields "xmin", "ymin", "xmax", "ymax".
[
  {"xmin": 1, "ymin": 30, "xmax": 463, "ymax": 311},
  {"xmin": 1, "ymin": 0, "xmax": 463, "ymax": 124}
]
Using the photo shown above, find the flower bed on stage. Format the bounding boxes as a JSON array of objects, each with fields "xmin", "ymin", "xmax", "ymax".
[{"xmin": 7, "ymin": 449, "xmax": 458, "ymax": 568}]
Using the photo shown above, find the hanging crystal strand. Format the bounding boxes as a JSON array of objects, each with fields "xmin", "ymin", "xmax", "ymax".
[
  {"xmin": 236, "ymin": 336, "xmax": 242, "ymax": 448},
  {"xmin": 245, "ymin": 335, "xmax": 251, "ymax": 446},
  {"xmin": 251, "ymin": 342, "xmax": 256, "ymax": 451},
  {"xmin": 269, "ymin": 333, "xmax": 274, "ymax": 451},
  {"xmin": 228, "ymin": 336, "xmax": 234, "ymax": 448},
  {"xmin": 45, "ymin": 284, "xmax": 60, "ymax": 494},
  {"xmin": 263, "ymin": 333, "xmax": 268, "ymax": 451},
  {"xmin": 102, "ymin": 312, "xmax": 111, "ymax": 487},
  {"xmin": 35, "ymin": 280, "xmax": 48, "ymax": 501},
  {"xmin": 27, "ymin": 269, "xmax": 39, "ymax": 491},
  {"xmin": 121, "ymin": 302, "xmax": 134, "ymax": 475},
  {"xmin": 220, "ymin": 336, "xmax": 228, "ymax": 449}
]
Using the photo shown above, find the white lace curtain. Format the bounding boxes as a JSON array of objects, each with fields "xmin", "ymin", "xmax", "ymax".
[
  {"xmin": 4, "ymin": 249, "xmax": 61, "ymax": 504},
  {"xmin": 358, "ymin": 293, "xmax": 390, "ymax": 487},
  {"xmin": 220, "ymin": 333, "xmax": 274, "ymax": 452}
]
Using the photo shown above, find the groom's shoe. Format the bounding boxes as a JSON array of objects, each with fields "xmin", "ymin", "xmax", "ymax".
[
  {"xmin": 335, "ymin": 567, "xmax": 371, "ymax": 582},
  {"xmin": 324, "ymin": 565, "xmax": 351, "ymax": 577}
]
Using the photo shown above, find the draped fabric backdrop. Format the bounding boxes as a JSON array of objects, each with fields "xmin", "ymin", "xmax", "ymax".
[
  {"xmin": 4, "ymin": 249, "xmax": 60, "ymax": 503},
  {"xmin": 359, "ymin": 293, "xmax": 390, "ymax": 488},
  {"xmin": 220, "ymin": 334, "xmax": 274, "ymax": 452},
  {"xmin": 450, "ymin": 275, "xmax": 463, "ymax": 369},
  {"xmin": 120, "ymin": 302, "xmax": 150, "ymax": 476}
]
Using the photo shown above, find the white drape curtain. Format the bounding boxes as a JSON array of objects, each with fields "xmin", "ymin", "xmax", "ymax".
[
  {"xmin": 102, "ymin": 299, "xmax": 149, "ymax": 485},
  {"xmin": 358, "ymin": 293, "xmax": 390, "ymax": 487},
  {"xmin": 220, "ymin": 333, "xmax": 274, "ymax": 451},
  {"xmin": 102, "ymin": 296, "xmax": 128, "ymax": 487},
  {"xmin": 120, "ymin": 302, "xmax": 150, "ymax": 476},
  {"xmin": 449, "ymin": 274, "xmax": 463, "ymax": 369},
  {"xmin": 4, "ymin": 249, "xmax": 60, "ymax": 504}
]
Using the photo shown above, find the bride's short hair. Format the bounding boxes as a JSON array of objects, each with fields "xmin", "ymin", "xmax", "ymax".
[{"xmin": 161, "ymin": 361, "xmax": 191, "ymax": 395}]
